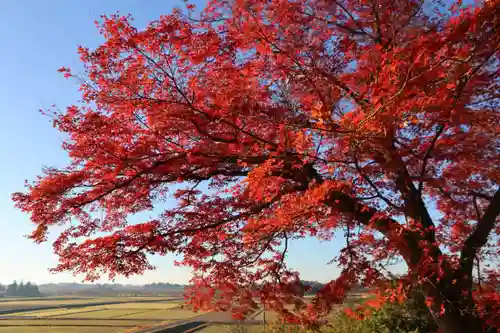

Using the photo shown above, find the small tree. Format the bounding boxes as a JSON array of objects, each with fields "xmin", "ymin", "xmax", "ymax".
[{"xmin": 13, "ymin": 0, "xmax": 499, "ymax": 332}]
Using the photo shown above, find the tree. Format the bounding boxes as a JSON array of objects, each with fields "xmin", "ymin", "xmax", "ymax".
[
  {"xmin": 12, "ymin": 0, "xmax": 499, "ymax": 332},
  {"xmin": 302, "ymin": 281, "xmax": 325, "ymax": 295},
  {"xmin": 4, "ymin": 281, "xmax": 41, "ymax": 297},
  {"xmin": 23, "ymin": 282, "xmax": 42, "ymax": 297},
  {"xmin": 18, "ymin": 282, "xmax": 26, "ymax": 297},
  {"xmin": 6, "ymin": 281, "xmax": 18, "ymax": 297}
]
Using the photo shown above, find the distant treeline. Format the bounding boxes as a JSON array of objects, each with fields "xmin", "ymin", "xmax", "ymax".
[
  {"xmin": 36, "ymin": 282, "xmax": 186, "ymax": 296},
  {"xmin": 302, "ymin": 280, "xmax": 325, "ymax": 294},
  {"xmin": 301, "ymin": 281, "xmax": 369, "ymax": 295},
  {"xmin": 0, "ymin": 281, "xmax": 42, "ymax": 297},
  {"xmin": 143, "ymin": 282, "xmax": 184, "ymax": 289}
]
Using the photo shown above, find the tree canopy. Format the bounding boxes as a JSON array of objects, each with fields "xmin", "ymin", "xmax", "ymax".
[{"xmin": 13, "ymin": 0, "xmax": 499, "ymax": 332}]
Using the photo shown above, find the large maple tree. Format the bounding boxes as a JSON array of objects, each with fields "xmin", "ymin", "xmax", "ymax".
[{"xmin": 13, "ymin": 0, "xmax": 499, "ymax": 332}]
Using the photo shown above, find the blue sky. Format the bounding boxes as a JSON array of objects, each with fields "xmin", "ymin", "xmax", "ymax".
[{"xmin": 0, "ymin": 0, "xmax": 343, "ymax": 285}]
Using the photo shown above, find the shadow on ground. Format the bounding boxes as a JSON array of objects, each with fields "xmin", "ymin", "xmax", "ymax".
[{"xmin": 151, "ymin": 319, "xmax": 263, "ymax": 332}]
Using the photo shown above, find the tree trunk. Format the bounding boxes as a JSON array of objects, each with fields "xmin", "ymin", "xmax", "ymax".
[
  {"xmin": 428, "ymin": 284, "xmax": 490, "ymax": 333},
  {"xmin": 436, "ymin": 307, "xmax": 485, "ymax": 333}
]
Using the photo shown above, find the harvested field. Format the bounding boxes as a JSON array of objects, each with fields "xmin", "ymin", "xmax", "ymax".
[
  {"xmin": 119, "ymin": 309, "xmax": 200, "ymax": 320},
  {"xmin": 0, "ymin": 296, "xmax": 187, "ymax": 332}
]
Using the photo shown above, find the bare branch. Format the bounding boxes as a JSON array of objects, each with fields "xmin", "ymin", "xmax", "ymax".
[
  {"xmin": 354, "ymin": 159, "xmax": 400, "ymax": 209},
  {"xmin": 418, "ymin": 124, "xmax": 445, "ymax": 194}
]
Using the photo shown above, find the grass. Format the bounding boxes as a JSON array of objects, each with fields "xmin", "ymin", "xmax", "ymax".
[
  {"xmin": 0, "ymin": 296, "xmax": 90, "ymax": 302},
  {"xmin": 0, "ymin": 296, "xmax": 188, "ymax": 332},
  {"xmin": 105, "ymin": 302, "xmax": 181, "ymax": 310},
  {"xmin": 0, "ymin": 296, "xmax": 177, "ymax": 309},
  {"xmin": 199, "ymin": 324, "xmax": 265, "ymax": 333},
  {"xmin": 6, "ymin": 306, "xmax": 106, "ymax": 318},
  {"xmin": 0, "ymin": 296, "xmax": 180, "ymax": 317},
  {"xmin": 0, "ymin": 319, "xmax": 158, "ymax": 327},
  {"xmin": 0, "ymin": 299, "xmax": 130, "ymax": 311},
  {"xmin": 251, "ymin": 310, "xmax": 280, "ymax": 322},
  {"xmin": 119, "ymin": 309, "xmax": 200, "ymax": 320},
  {"xmin": 52, "ymin": 309, "xmax": 148, "ymax": 319},
  {"xmin": 6, "ymin": 302, "xmax": 183, "ymax": 319},
  {"xmin": 0, "ymin": 327, "xmax": 126, "ymax": 333}
]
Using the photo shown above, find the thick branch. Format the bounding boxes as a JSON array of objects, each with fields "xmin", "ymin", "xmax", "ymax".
[
  {"xmin": 460, "ymin": 188, "xmax": 500, "ymax": 275},
  {"xmin": 298, "ymin": 165, "xmax": 423, "ymax": 266},
  {"xmin": 325, "ymin": 189, "xmax": 421, "ymax": 265},
  {"xmin": 384, "ymin": 144, "xmax": 436, "ymax": 231}
]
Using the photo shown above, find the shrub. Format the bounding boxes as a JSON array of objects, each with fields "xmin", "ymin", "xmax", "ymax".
[
  {"xmin": 358, "ymin": 301, "xmax": 435, "ymax": 333},
  {"xmin": 261, "ymin": 293, "xmax": 437, "ymax": 333}
]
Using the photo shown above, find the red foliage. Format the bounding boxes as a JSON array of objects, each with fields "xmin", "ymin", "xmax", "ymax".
[{"xmin": 13, "ymin": 0, "xmax": 499, "ymax": 332}]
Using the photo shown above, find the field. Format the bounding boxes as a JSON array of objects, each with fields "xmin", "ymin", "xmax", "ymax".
[
  {"xmin": 0, "ymin": 292, "xmax": 369, "ymax": 332},
  {"xmin": 0, "ymin": 328, "xmax": 126, "ymax": 333},
  {"xmin": 199, "ymin": 325, "xmax": 264, "ymax": 333},
  {"xmin": 0, "ymin": 296, "xmax": 199, "ymax": 332}
]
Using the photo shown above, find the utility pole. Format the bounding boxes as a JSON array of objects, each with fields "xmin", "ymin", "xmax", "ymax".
[{"xmin": 263, "ymin": 303, "xmax": 266, "ymax": 331}]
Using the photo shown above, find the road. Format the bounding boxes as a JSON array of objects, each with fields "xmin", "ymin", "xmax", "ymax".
[{"xmin": 135, "ymin": 309, "xmax": 264, "ymax": 333}]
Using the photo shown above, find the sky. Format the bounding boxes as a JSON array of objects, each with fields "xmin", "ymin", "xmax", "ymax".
[{"xmin": 0, "ymin": 0, "xmax": 344, "ymax": 285}]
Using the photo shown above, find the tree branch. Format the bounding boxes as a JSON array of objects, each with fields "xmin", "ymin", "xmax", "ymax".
[
  {"xmin": 460, "ymin": 188, "xmax": 500, "ymax": 275},
  {"xmin": 354, "ymin": 159, "xmax": 400, "ymax": 209},
  {"xmin": 418, "ymin": 124, "xmax": 445, "ymax": 194}
]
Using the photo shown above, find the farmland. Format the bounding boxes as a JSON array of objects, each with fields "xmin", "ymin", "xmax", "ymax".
[
  {"xmin": 0, "ymin": 287, "xmax": 370, "ymax": 332},
  {"xmin": 0, "ymin": 296, "xmax": 201, "ymax": 332}
]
